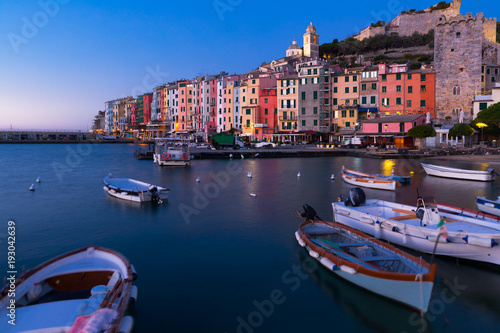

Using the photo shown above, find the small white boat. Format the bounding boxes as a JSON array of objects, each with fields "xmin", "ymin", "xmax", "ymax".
[
  {"xmin": 333, "ymin": 188, "xmax": 500, "ymax": 266},
  {"xmin": 36, "ymin": 177, "xmax": 41, "ymax": 183},
  {"xmin": 0, "ymin": 246, "xmax": 137, "ymax": 333},
  {"xmin": 341, "ymin": 166, "xmax": 397, "ymax": 191},
  {"xmin": 297, "ymin": 172, "xmax": 301, "ymax": 177},
  {"xmin": 421, "ymin": 163, "xmax": 497, "ymax": 182},
  {"xmin": 29, "ymin": 184, "xmax": 35, "ymax": 191},
  {"xmin": 476, "ymin": 196, "xmax": 500, "ymax": 217},
  {"xmin": 103, "ymin": 174, "xmax": 169, "ymax": 203},
  {"xmin": 295, "ymin": 206, "xmax": 436, "ymax": 313},
  {"xmin": 153, "ymin": 137, "xmax": 191, "ymax": 166},
  {"xmin": 247, "ymin": 172, "xmax": 252, "ymax": 178},
  {"xmin": 331, "ymin": 174, "xmax": 335, "ymax": 180}
]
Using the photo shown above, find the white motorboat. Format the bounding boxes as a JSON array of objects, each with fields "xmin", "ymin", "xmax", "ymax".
[
  {"xmin": 332, "ymin": 188, "xmax": 500, "ymax": 266},
  {"xmin": 103, "ymin": 174, "xmax": 169, "ymax": 203},
  {"xmin": 0, "ymin": 246, "xmax": 137, "ymax": 333},
  {"xmin": 421, "ymin": 163, "xmax": 497, "ymax": 182},
  {"xmin": 295, "ymin": 206, "xmax": 436, "ymax": 313},
  {"xmin": 476, "ymin": 196, "xmax": 500, "ymax": 217},
  {"xmin": 153, "ymin": 137, "xmax": 191, "ymax": 166},
  {"xmin": 341, "ymin": 166, "xmax": 397, "ymax": 191}
]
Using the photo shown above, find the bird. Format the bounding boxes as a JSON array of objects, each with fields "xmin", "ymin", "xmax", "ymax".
[
  {"xmin": 196, "ymin": 177, "xmax": 200, "ymax": 182},
  {"xmin": 29, "ymin": 184, "xmax": 35, "ymax": 191},
  {"xmin": 331, "ymin": 174, "xmax": 335, "ymax": 180},
  {"xmin": 36, "ymin": 177, "xmax": 41, "ymax": 183},
  {"xmin": 247, "ymin": 172, "xmax": 252, "ymax": 178}
]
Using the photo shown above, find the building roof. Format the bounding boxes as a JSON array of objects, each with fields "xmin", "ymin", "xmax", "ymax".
[
  {"xmin": 361, "ymin": 114, "xmax": 424, "ymax": 123},
  {"xmin": 474, "ymin": 95, "xmax": 494, "ymax": 102},
  {"xmin": 306, "ymin": 22, "xmax": 316, "ymax": 33},
  {"xmin": 279, "ymin": 74, "xmax": 299, "ymax": 80},
  {"xmin": 288, "ymin": 39, "xmax": 301, "ymax": 50}
]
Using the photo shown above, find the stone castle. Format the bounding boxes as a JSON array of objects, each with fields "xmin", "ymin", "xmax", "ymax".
[{"xmin": 354, "ymin": 0, "xmax": 462, "ymax": 40}]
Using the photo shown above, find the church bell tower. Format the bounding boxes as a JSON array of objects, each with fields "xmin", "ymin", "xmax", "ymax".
[{"xmin": 303, "ymin": 22, "xmax": 319, "ymax": 58}]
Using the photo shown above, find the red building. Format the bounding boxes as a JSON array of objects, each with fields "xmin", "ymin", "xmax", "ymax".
[
  {"xmin": 378, "ymin": 64, "xmax": 436, "ymax": 118},
  {"xmin": 143, "ymin": 92, "xmax": 153, "ymax": 124},
  {"xmin": 257, "ymin": 87, "xmax": 278, "ymax": 141}
]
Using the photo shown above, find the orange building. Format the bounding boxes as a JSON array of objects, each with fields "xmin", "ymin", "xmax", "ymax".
[
  {"xmin": 378, "ymin": 64, "xmax": 436, "ymax": 118},
  {"xmin": 332, "ymin": 67, "xmax": 362, "ymax": 128}
]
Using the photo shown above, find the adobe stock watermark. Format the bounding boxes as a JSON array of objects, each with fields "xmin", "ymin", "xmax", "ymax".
[
  {"xmin": 225, "ymin": 255, "xmax": 319, "ymax": 333},
  {"xmin": 402, "ymin": 276, "xmax": 468, "ymax": 333},
  {"xmin": 52, "ymin": 143, "xmax": 96, "ymax": 182},
  {"xmin": 213, "ymin": 0, "xmax": 244, "ymax": 21},
  {"xmin": 352, "ymin": 0, "xmax": 404, "ymax": 35},
  {"xmin": 129, "ymin": 65, "xmax": 170, "ymax": 98},
  {"xmin": 179, "ymin": 160, "xmax": 242, "ymax": 224},
  {"xmin": 7, "ymin": 0, "xmax": 70, "ymax": 54}
]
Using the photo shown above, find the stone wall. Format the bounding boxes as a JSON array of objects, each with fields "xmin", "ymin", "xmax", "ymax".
[
  {"xmin": 435, "ymin": 13, "xmax": 484, "ymax": 121},
  {"xmin": 483, "ymin": 18, "xmax": 497, "ymax": 42},
  {"xmin": 354, "ymin": 26, "xmax": 385, "ymax": 41}
]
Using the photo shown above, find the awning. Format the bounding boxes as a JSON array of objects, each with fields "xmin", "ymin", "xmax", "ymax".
[{"xmin": 358, "ymin": 108, "xmax": 378, "ymax": 112}]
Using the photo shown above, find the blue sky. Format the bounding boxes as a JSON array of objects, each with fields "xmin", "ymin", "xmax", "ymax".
[{"xmin": 0, "ymin": 0, "xmax": 497, "ymax": 130}]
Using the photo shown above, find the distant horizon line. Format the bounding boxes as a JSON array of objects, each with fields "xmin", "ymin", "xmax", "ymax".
[{"xmin": 0, "ymin": 128, "xmax": 90, "ymax": 133}]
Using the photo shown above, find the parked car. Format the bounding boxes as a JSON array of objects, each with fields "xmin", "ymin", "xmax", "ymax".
[{"xmin": 255, "ymin": 142, "xmax": 276, "ymax": 148}]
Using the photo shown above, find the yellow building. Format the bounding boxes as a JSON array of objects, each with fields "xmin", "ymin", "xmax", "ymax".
[{"xmin": 332, "ymin": 68, "xmax": 362, "ymax": 128}]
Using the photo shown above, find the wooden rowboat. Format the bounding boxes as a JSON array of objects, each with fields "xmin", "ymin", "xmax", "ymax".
[
  {"xmin": 341, "ymin": 166, "xmax": 398, "ymax": 191},
  {"xmin": 421, "ymin": 163, "xmax": 497, "ymax": 182},
  {"xmin": 295, "ymin": 213, "xmax": 436, "ymax": 313}
]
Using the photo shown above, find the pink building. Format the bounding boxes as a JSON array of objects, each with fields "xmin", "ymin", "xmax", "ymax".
[{"xmin": 360, "ymin": 114, "xmax": 426, "ymax": 146}]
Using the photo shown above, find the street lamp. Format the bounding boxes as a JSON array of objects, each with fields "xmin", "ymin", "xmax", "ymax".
[
  {"xmin": 476, "ymin": 122, "xmax": 488, "ymax": 142},
  {"xmin": 384, "ymin": 124, "xmax": 388, "ymax": 147}
]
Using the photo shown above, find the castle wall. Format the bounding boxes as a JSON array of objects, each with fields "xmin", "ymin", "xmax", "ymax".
[
  {"xmin": 435, "ymin": 13, "xmax": 484, "ymax": 120},
  {"xmin": 483, "ymin": 18, "xmax": 497, "ymax": 43},
  {"xmin": 354, "ymin": 26, "xmax": 385, "ymax": 41}
]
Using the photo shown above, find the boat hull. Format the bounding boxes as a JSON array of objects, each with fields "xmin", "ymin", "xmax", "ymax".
[
  {"xmin": 476, "ymin": 197, "xmax": 500, "ymax": 217},
  {"xmin": 332, "ymin": 200, "xmax": 500, "ymax": 266},
  {"xmin": 154, "ymin": 153, "xmax": 191, "ymax": 166},
  {"xmin": 421, "ymin": 163, "xmax": 495, "ymax": 182},
  {"xmin": 103, "ymin": 174, "xmax": 169, "ymax": 203},
  {"xmin": 342, "ymin": 173, "xmax": 396, "ymax": 191}
]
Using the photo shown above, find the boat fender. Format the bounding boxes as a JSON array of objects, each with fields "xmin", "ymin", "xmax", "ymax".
[
  {"xmin": 181, "ymin": 152, "xmax": 189, "ymax": 160},
  {"xmin": 426, "ymin": 235, "xmax": 450, "ymax": 243},
  {"xmin": 27, "ymin": 282, "xmax": 42, "ymax": 302},
  {"xmin": 130, "ymin": 265, "xmax": 138, "ymax": 281},
  {"xmin": 320, "ymin": 257, "xmax": 338, "ymax": 271},
  {"xmin": 129, "ymin": 285, "xmax": 138, "ymax": 306},
  {"xmin": 360, "ymin": 216, "xmax": 373, "ymax": 224},
  {"xmin": 374, "ymin": 221, "xmax": 382, "ymax": 239},
  {"xmin": 309, "ymin": 250, "xmax": 320, "ymax": 258},
  {"xmin": 463, "ymin": 236, "xmax": 499, "ymax": 248},
  {"xmin": 117, "ymin": 316, "xmax": 134, "ymax": 333},
  {"xmin": 336, "ymin": 208, "xmax": 350, "ymax": 216},
  {"xmin": 340, "ymin": 265, "xmax": 357, "ymax": 274},
  {"xmin": 295, "ymin": 231, "xmax": 306, "ymax": 247},
  {"xmin": 392, "ymin": 226, "xmax": 399, "ymax": 232}
]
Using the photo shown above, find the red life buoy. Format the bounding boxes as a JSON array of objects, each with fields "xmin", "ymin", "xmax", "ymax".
[
  {"xmin": 181, "ymin": 153, "xmax": 189, "ymax": 160},
  {"xmin": 162, "ymin": 152, "xmax": 170, "ymax": 160}
]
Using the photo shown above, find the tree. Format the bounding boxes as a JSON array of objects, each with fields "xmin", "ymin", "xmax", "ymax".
[
  {"xmin": 407, "ymin": 124, "xmax": 436, "ymax": 148},
  {"xmin": 449, "ymin": 123, "xmax": 474, "ymax": 138},
  {"xmin": 474, "ymin": 102, "xmax": 500, "ymax": 127}
]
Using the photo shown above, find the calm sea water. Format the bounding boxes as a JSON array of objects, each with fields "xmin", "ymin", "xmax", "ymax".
[{"xmin": 1, "ymin": 143, "xmax": 500, "ymax": 333}]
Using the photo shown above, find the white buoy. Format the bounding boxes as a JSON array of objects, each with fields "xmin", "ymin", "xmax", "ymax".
[
  {"xmin": 229, "ymin": 154, "xmax": 233, "ymax": 158},
  {"xmin": 247, "ymin": 172, "xmax": 252, "ymax": 178},
  {"xmin": 255, "ymin": 153, "xmax": 260, "ymax": 157},
  {"xmin": 29, "ymin": 184, "xmax": 35, "ymax": 191},
  {"xmin": 330, "ymin": 174, "xmax": 335, "ymax": 180},
  {"xmin": 391, "ymin": 168, "xmax": 395, "ymax": 175},
  {"xmin": 196, "ymin": 177, "xmax": 200, "ymax": 182},
  {"xmin": 36, "ymin": 177, "xmax": 41, "ymax": 183},
  {"xmin": 241, "ymin": 154, "xmax": 244, "ymax": 159},
  {"xmin": 250, "ymin": 193, "xmax": 257, "ymax": 197},
  {"xmin": 297, "ymin": 172, "xmax": 301, "ymax": 177}
]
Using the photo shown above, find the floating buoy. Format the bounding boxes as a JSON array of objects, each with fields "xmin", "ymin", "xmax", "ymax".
[
  {"xmin": 36, "ymin": 177, "xmax": 41, "ymax": 183},
  {"xmin": 247, "ymin": 172, "xmax": 252, "ymax": 178},
  {"xmin": 330, "ymin": 174, "xmax": 335, "ymax": 180},
  {"xmin": 196, "ymin": 177, "xmax": 200, "ymax": 182},
  {"xmin": 391, "ymin": 168, "xmax": 394, "ymax": 175},
  {"xmin": 229, "ymin": 154, "xmax": 233, "ymax": 158},
  {"xmin": 241, "ymin": 154, "xmax": 244, "ymax": 159},
  {"xmin": 297, "ymin": 172, "xmax": 301, "ymax": 177},
  {"xmin": 29, "ymin": 184, "xmax": 35, "ymax": 191},
  {"xmin": 255, "ymin": 153, "xmax": 260, "ymax": 157},
  {"xmin": 250, "ymin": 193, "xmax": 257, "ymax": 197}
]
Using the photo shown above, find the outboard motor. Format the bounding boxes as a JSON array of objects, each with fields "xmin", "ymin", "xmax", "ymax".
[
  {"xmin": 295, "ymin": 204, "xmax": 322, "ymax": 220},
  {"xmin": 339, "ymin": 188, "xmax": 366, "ymax": 207},
  {"xmin": 150, "ymin": 186, "xmax": 162, "ymax": 205}
]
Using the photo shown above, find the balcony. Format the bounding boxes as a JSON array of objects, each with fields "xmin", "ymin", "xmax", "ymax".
[
  {"xmin": 279, "ymin": 116, "xmax": 298, "ymax": 121},
  {"xmin": 334, "ymin": 104, "xmax": 359, "ymax": 110},
  {"xmin": 278, "ymin": 106, "xmax": 296, "ymax": 111}
]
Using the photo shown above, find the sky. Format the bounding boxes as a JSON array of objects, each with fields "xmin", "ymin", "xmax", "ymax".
[{"xmin": 0, "ymin": 0, "xmax": 498, "ymax": 131}]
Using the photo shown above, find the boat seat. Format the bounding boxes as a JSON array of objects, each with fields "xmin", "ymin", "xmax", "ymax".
[{"xmin": 389, "ymin": 215, "xmax": 418, "ymax": 221}]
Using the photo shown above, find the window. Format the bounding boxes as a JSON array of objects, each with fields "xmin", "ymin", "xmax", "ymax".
[
  {"xmin": 265, "ymin": 108, "xmax": 269, "ymax": 115},
  {"xmin": 353, "ymin": 76, "xmax": 357, "ymax": 82},
  {"xmin": 496, "ymin": 69, "xmax": 499, "ymax": 75},
  {"xmin": 456, "ymin": 32, "xmax": 461, "ymax": 38},
  {"xmin": 421, "ymin": 74, "xmax": 426, "ymax": 82},
  {"xmin": 246, "ymin": 109, "xmax": 251, "ymax": 115},
  {"xmin": 302, "ymin": 120, "xmax": 306, "ymax": 126},
  {"xmin": 252, "ymin": 79, "xmax": 256, "ymax": 84},
  {"xmin": 453, "ymin": 86, "xmax": 461, "ymax": 96},
  {"xmin": 362, "ymin": 84, "xmax": 367, "ymax": 91},
  {"xmin": 396, "ymin": 73, "xmax": 401, "ymax": 80},
  {"xmin": 378, "ymin": 123, "xmax": 383, "ymax": 133},
  {"xmin": 487, "ymin": 68, "xmax": 491, "ymax": 75},
  {"xmin": 308, "ymin": 69, "xmax": 312, "ymax": 75},
  {"xmin": 396, "ymin": 97, "xmax": 402, "ymax": 105},
  {"xmin": 345, "ymin": 87, "xmax": 349, "ymax": 93},
  {"xmin": 362, "ymin": 97, "xmax": 367, "ymax": 104},
  {"xmin": 334, "ymin": 87, "xmax": 338, "ymax": 93},
  {"xmin": 408, "ymin": 86, "xmax": 413, "ymax": 94},
  {"xmin": 421, "ymin": 85, "xmax": 426, "ymax": 92},
  {"xmin": 492, "ymin": 77, "xmax": 496, "ymax": 83},
  {"xmin": 313, "ymin": 91, "xmax": 318, "ymax": 99},
  {"xmin": 345, "ymin": 76, "xmax": 350, "ymax": 83},
  {"xmin": 264, "ymin": 98, "xmax": 268, "ymax": 104},
  {"xmin": 396, "ymin": 85, "xmax": 401, "ymax": 92},
  {"xmin": 353, "ymin": 99, "xmax": 358, "ymax": 105},
  {"xmin": 420, "ymin": 100, "xmax": 426, "ymax": 107},
  {"xmin": 345, "ymin": 122, "xmax": 351, "ymax": 127},
  {"xmin": 313, "ymin": 107, "xmax": 318, "ymax": 114},
  {"xmin": 341, "ymin": 110, "xmax": 347, "ymax": 117},
  {"xmin": 345, "ymin": 100, "xmax": 350, "ymax": 105},
  {"xmin": 371, "ymin": 83, "xmax": 377, "ymax": 90},
  {"xmin": 370, "ymin": 96, "xmax": 376, "ymax": 104},
  {"xmin": 301, "ymin": 108, "xmax": 306, "ymax": 115},
  {"xmin": 407, "ymin": 74, "xmax": 412, "ymax": 80},
  {"xmin": 407, "ymin": 100, "xmax": 412, "ymax": 107},
  {"xmin": 313, "ymin": 69, "xmax": 318, "ymax": 75},
  {"xmin": 252, "ymin": 88, "xmax": 255, "ymax": 94},
  {"xmin": 246, "ymin": 119, "xmax": 250, "ymax": 127},
  {"xmin": 314, "ymin": 119, "xmax": 318, "ymax": 126},
  {"xmin": 301, "ymin": 92, "xmax": 306, "ymax": 100},
  {"xmin": 479, "ymin": 103, "xmax": 488, "ymax": 111},
  {"xmin": 353, "ymin": 87, "xmax": 357, "ymax": 93},
  {"xmin": 382, "ymin": 98, "xmax": 389, "ymax": 106},
  {"xmin": 382, "ymin": 86, "xmax": 387, "ymax": 93},
  {"xmin": 400, "ymin": 122, "xmax": 405, "ymax": 132},
  {"xmin": 349, "ymin": 110, "xmax": 355, "ymax": 117},
  {"xmin": 334, "ymin": 77, "xmax": 338, "ymax": 83},
  {"xmin": 333, "ymin": 98, "xmax": 338, "ymax": 105}
]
